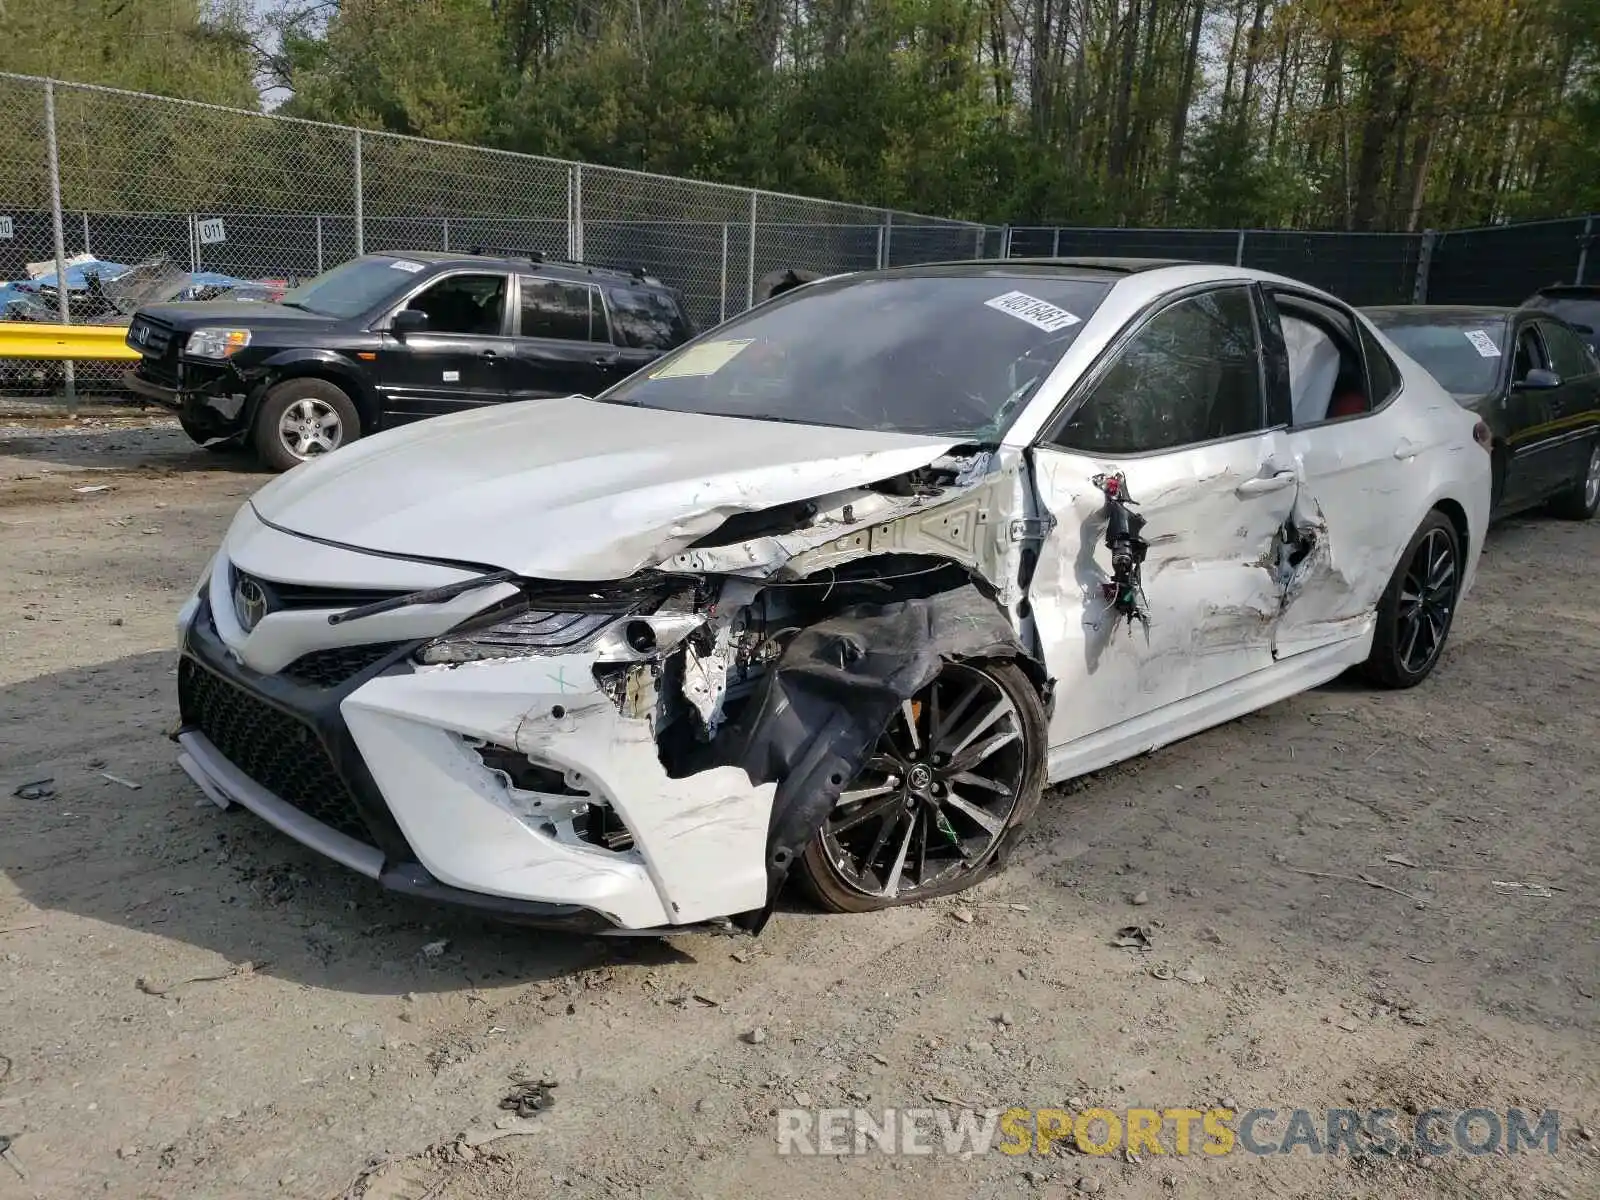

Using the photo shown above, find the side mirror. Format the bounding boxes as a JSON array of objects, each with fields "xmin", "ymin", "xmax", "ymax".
[
  {"xmin": 1514, "ymin": 367, "xmax": 1561, "ymax": 390},
  {"xmin": 391, "ymin": 308, "xmax": 428, "ymax": 338}
]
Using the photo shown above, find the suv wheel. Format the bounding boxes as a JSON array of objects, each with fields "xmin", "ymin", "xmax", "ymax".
[{"xmin": 253, "ymin": 378, "xmax": 360, "ymax": 472}]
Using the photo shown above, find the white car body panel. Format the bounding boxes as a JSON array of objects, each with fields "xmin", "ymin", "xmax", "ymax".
[{"xmin": 173, "ymin": 262, "xmax": 1491, "ymax": 931}]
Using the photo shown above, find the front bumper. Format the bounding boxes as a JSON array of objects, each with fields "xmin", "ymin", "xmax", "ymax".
[
  {"xmin": 127, "ymin": 359, "xmax": 252, "ymax": 434},
  {"xmin": 174, "ymin": 531, "xmax": 775, "ymax": 930}
]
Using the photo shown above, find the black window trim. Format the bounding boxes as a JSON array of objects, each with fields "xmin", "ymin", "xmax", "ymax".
[
  {"xmin": 375, "ymin": 267, "xmax": 515, "ymax": 339},
  {"xmin": 1037, "ymin": 279, "xmax": 1281, "ymax": 459},
  {"xmin": 1259, "ymin": 284, "xmax": 1403, "ymax": 428},
  {"xmin": 1513, "ymin": 320, "xmax": 1552, "ymax": 380}
]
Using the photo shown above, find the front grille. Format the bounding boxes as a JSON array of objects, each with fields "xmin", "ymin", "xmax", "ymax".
[
  {"xmin": 128, "ymin": 316, "xmax": 175, "ymax": 358},
  {"xmin": 281, "ymin": 642, "xmax": 404, "ymax": 688},
  {"xmin": 232, "ymin": 566, "xmax": 405, "ymax": 614},
  {"xmin": 179, "ymin": 658, "xmax": 374, "ymax": 845}
]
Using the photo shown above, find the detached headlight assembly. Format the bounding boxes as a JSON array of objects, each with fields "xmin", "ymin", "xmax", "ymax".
[
  {"xmin": 185, "ymin": 328, "xmax": 252, "ymax": 359},
  {"xmin": 416, "ymin": 610, "xmax": 618, "ymax": 665}
]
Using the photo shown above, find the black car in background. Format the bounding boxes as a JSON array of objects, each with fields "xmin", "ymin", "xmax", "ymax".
[
  {"xmin": 1524, "ymin": 284, "xmax": 1600, "ymax": 355},
  {"xmin": 1364, "ymin": 305, "xmax": 1600, "ymax": 521},
  {"xmin": 125, "ymin": 252, "xmax": 695, "ymax": 471}
]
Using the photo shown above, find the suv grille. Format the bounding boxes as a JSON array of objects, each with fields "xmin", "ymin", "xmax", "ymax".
[
  {"xmin": 128, "ymin": 316, "xmax": 175, "ymax": 358},
  {"xmin": 179, "ymin": 658, "xmax": 374, "ymax": 846},
  {"xmin": 281, "ymin": 642, "xmax": 405, "ymax": 688}
]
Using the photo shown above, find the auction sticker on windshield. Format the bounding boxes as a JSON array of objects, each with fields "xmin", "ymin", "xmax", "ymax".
[
  {"xmin": 649, "ymin": 339, "xmax": 755, "ymax": 379},
  {"xmin": 984, "ymin": 291, "xmax": 1082, "ymax": 333},
  {"xmin": 1463, "ymin": 329, "xmax": 1502, "ymax": 357}
]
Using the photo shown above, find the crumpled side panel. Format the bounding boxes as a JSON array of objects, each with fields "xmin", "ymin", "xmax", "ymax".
[{"xmin": 715, "ymin": 585, "xmax": 1031, "ymax": 911}]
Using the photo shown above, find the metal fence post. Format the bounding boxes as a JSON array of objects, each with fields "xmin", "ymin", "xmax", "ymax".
[
  {"xmin": 442, "ymin": 217, "xmax": 450, "ymax": 252},
  {"xmin": 1577, "ymin": 215, "xmax": 1594, "ymax": 285},
  {"xmin": 1051, "ymin": 228, "xmax": 1061, "ymax": 257},
  {"xmin": 1413, "ymin": 229, "xmax": 1437, "ymax": 303},
  {"xmin": 883, "ymin": 212, "xmax": 893, "ymax": 268},
  {"xmin": 719, "ymin": 223, "xmax": 729, "ymax": 323},
  {"xmin": 352, "ymin": 129, "xmax": 364, "ymax": 256},
  {"xmin": 974, "ymin": 225, "xmax": 983, "ymax": 259},
  {"xmin": 1234, "ymin": 229, "xmax": 1246, "ymax": 266},
  {"xmin": 573, "ymin": 165, "xmax": 584, "ymax": 261},
  {"xmin": 745, "ymin": 191, "xmax": 757, "ymax": 310},
  {"xmin": 1001, "ymin": 226, "xmax": 1014, "ymax": 258},
  {"xmin": 315, "ymin": 215, "xmax": 324, "ymax": 274},
  {"xmin": 81, "ymin": 212, "xmax": 90, "ymax": 255},
  {"xmin": 187, "ymin": 213, "xmax": 198, "ymax": 274},
  {"xmin": 42, "ymin": 80, "xmax": 76, "ymax": 409},
  {"xmin": 875, "ymin": 225, "xmax": 885, "ymax": 270}
]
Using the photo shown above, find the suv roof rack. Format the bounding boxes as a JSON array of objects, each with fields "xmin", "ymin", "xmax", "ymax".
[{"xmin": 466, "ymin": 246, "xmax": 661, "ymax": 285}]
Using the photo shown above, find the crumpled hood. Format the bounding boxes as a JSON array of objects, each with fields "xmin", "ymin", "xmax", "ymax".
[{"xmin": 249, "ymin": 396, "xmax": 962, "ymax": 578}]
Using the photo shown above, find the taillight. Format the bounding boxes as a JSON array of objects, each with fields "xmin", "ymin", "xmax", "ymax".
[{"xmin": 1472, "ymin": 420, "xmax": 1492, "ymax": 451}]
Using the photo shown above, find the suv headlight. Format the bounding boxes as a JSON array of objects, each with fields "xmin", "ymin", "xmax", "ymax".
[
  {"xmin": 417, "ymin": 610, "xmax": 618, "ymax": 665},
  {"xmin": 185, "ymin": 328, "xmax": 251, "ymax": 359}
]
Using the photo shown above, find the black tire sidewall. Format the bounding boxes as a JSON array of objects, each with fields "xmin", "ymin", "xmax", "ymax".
[
  {"xmin": 1363, "ymin": 511, "xmax": 1461, "ymax": 689},
  {"xmin": 252, "ymin": 379, "xmax": 360, "ymax": 472},
  {"xmin": 798, "ymin": 657, "xmax": 1048, "ymax": 914},
  {"xmin": 1550, "ymin": 437, "xmax": 1600, "ymax": 520}
]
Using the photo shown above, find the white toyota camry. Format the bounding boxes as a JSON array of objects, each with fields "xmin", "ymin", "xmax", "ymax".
[{"xmin": 174, "ymin": 259, "xmax": 1491, "ymax": 934}]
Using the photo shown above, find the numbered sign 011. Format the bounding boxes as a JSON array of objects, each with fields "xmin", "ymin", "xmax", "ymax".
[{"xmin": 197, "ymin": 218, "xmax": 227, "ymax": 245}]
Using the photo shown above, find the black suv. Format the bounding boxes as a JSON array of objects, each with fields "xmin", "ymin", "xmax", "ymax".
[
  {"xmin": 124, "ymin": 251, "xmax": 695, "ymax": 471},
  {"xmin": 1523, "ymin": 284, "xmax": 1600, "ymax": 356}
]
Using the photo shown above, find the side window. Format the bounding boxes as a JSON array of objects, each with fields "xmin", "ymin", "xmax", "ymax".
[
  {"xmin": 1542, "ymin": 323, "xmax": 1592, "ymax": 379},
  {"xmin": 1359, "ymin": 323, "xmax": 1403, "ymax": 407},
  {"xmin": 405, "ymin": 274, "xmax": 507, "ymax": 336},
  {"xmin": 1513, "ymin": 325, "xmax": 1549, "ymax": 381},
  {"xmin": 519, "ymin": 278, "xmax": 596, "ymax": 342},
  {"xmin": 607, "ymin": 287, "xmax": 690, "ymax": 351},
  {"xmin": 1052, "ymin": 287, "xmax": 1265, "ymax": 455},
  {"xmin": 590, "ymin": 289, "xmax": 612, "ymax": 345}
]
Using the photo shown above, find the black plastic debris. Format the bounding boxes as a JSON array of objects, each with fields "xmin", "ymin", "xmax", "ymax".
[
  {"xmin": 499, "ymin": 1076, "xmax": 558, "ymax": 1118},
  {"xmin": 12, "ymin": 779, "xmax": 54, "ymax": 801}
]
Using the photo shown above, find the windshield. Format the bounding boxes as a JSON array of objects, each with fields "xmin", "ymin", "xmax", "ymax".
[
  {"xmin": 1366, "ymin": 315, "xmax": 1507, "ymax": 394},
  {"xmin": 277, "ymin": 256, "xmax": 422, "ymax": 319},
  {"xmin": 597, "ymin": 272, "xmax": 1113, "ymax": 439}
]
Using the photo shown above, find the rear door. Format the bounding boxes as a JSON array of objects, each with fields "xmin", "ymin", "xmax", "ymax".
[
  {"xmin": 1536, "ymin": 319, "xmax": 1600, "ymax": 487},
  {"xmin": 375, "ymin": 271, "xmax": 512, "ymax": 423},
  {"xmin": 1264, "ymin": 290, "xmax": 1414, "ymax": 658},
  {"xmin": 1027, "ymin": 284, "xmax": 1300, "ymax": 750},
  {"xmin": 603, "ymin": 285, "xmax": 693, "ymax": 384},
  {"xmin": 507, "ymin": 276, "xmax": 617, "ymax": 400}
]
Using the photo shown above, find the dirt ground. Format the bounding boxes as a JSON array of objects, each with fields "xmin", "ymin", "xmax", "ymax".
[{"xmin": 0, "ymin": 413, "xmax": 1595, "ymax": 1200}]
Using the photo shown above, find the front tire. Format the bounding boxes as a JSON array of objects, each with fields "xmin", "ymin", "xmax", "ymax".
[
  {"xmin": 797, "ymin": 659, "xmax": 1046, "ymax": 913},
  {"xmin": 252, "ymin": 378, "xmax": 360, "ymax": 472},
  {"xmin": 1547, "ymin": 439, "xmax": 1600, "ymax": 521},
  {"xmin": 1359, "ymin": 511, "xmax": 1461, "ymax": 689}
]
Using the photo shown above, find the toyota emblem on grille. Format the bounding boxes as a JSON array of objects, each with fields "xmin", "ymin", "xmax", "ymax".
[{"xmin": 233, "ymin": 576, "xmax": 269, "ymax": 632}]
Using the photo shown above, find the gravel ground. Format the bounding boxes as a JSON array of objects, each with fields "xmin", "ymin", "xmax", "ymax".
[{"xmin": 0, "ymin": 417, "xmax": 1596, "ymax": 1200}]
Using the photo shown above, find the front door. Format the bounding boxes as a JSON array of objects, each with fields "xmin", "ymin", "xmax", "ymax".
[
  {"xmin": 1503, "ymin": 322, "xmax": 1564, "ymax": 506},
  {"xmin": 376, "ymin": 272, "xmax": 512, "ymax": 423},
  {"xmin": 1026, "ymin": 284, "xmax": 1300, "ymax": 751}
]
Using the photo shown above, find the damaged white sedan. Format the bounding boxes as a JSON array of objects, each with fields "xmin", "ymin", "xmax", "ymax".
[{"xmin": 174, "ymin": 259, "xmax": 1491, "ymax": 933}]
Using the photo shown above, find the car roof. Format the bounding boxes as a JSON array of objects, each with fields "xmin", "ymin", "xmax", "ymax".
[
  {"xmin": 1363, "ymin": 304, "xmax": 1518, "ymax": 321},
  {"xmin": 1528, "ymin": 284, "xmax": 1600, "ymax": 298},
  {"xmin": 365, "ymin": 250, "xmax": 668, "ymax": 289}
]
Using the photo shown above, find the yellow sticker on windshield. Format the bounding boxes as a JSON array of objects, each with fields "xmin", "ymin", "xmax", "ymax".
[{"xmin": 648, "ymin": 338, "xmax": 754, "ymax": 379}]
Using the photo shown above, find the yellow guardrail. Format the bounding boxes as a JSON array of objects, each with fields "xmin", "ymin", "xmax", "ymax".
[{"xmin": 0, "ymin": 322, "xmax": 140, "ymax": 361}]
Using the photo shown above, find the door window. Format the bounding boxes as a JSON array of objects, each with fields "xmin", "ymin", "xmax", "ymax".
[
  {"xmin": 1541, "ymin": 323, "xmax": 1594, "ymax": 379},
  {"xmin": 606, "ymin": 287, "xmax": 690, "ymax": 350},
  {"xmin": 405, "ymin": 274, "xmax": 507, "ymax": 336},
  {"xmin": 1513, "ymin": 325, "xmax": 1550, "ymax": 382},
  {"xmin": 1051, "ymin": 287, "xmax": 1266, "ymax": 454},
  {"xmin": 519, "ymin": 278, "xmax": 602, "ymax": 342}
]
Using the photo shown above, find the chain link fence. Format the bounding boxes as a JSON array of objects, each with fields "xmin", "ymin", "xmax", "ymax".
[
  {"xmin": 2, "ymin": 71, "xmax": 1596, "ymax": 403},
  {"xmin": 0, "ymin": 72, "xmax": 988, "ymax": 398}
]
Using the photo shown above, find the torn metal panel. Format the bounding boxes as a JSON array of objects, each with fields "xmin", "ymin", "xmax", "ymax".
[{"xmin": 1026, "ymin": 438, "xmax": 1297, "ymax": 748}]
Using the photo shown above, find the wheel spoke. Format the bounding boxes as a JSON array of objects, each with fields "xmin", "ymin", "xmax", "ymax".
[
  {"xmin": 944, "ymin": 698, "xmax": 1011, "ymax": 758},
  {"xmin": 831, "ymin": 793, "xmax": 901, "ymax": 834},
  {"xmin": 862, "ymin": 807, "xmax": 904, "ymax": 871},
  {"xmin": 1399, "ymin": 613, "xmax": 1422, "ymax": 668},
  {"xmin": 951, "ymin": 770, "xmax": 1010, "ymax": 794},
  {"xmin": 900, "ymin": 699, "xmax": 922, "ymax": 752},
  {"xmin": 835, "ymin": 780, "xmax": 898, "ymax": 807},
  {"xmin": 880, "ymin": 813, "xmax": 918, "ymax": 897},
  {"xmin": 930, "ymin": 679, "xmax": 980, "ymax": 743},
  {"xmin": 938, "ymin": 791, "xmax": 1005, "ymax": 837},
  {"xmin": 946, "ymin": 727, "xmax": 1021, "ymax": 776}
]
